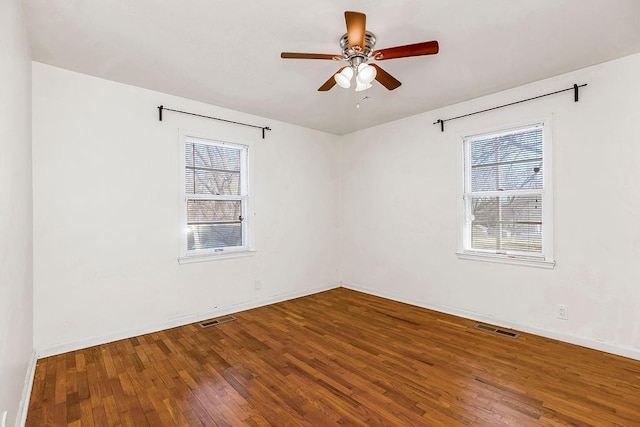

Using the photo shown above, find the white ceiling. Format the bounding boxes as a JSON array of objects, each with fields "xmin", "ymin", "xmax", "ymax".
[{"xmin": 23, "ymin": 0, "xmax": 640, "ymax": 135}]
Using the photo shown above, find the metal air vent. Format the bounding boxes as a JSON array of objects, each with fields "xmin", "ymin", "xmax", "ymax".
[
  {"xmin": 199, "ymin": 315, "xmax": 236, "ymax": 328},
  {"xmin": 475, "ymin": 323, "xmax": 519, "ymax": 339}
]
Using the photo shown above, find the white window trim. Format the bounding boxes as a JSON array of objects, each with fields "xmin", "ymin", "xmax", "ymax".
[
  {"xmin": 456, "ymin": 117, "xmax": 555, "ymax": 268},
  {"xmin": 177, "ymin": 130, "xmax": 256, "ymax": 263}
]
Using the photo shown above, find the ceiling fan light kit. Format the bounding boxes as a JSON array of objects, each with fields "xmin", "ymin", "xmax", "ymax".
[
  {"xmin": 280, "ymin": 11, "xmax": 439, "ymax": 92},
  {"xmin": 333, "ymin": 63, "xmax": 376, "ymax": 89}
]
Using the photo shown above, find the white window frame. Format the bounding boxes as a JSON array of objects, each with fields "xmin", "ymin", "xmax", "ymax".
[
  {"xmin": 456, "ymin": 118, "xmax": 555, "ymax": 269},
  {"xmin": 178, "ymin": 131, "xmax": 255, "ymax": 263}
]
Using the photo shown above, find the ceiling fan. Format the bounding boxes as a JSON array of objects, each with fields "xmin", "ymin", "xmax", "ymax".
[{"xmin": 281, "ymin": 11, "xmax": 439, "ymax": 92}]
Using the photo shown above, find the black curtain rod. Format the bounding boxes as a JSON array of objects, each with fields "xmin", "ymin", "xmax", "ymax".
[
  {"xmin": 157, "ymin": 105, "xmax": 272, "ymax": 139},
  {"xmin": 433, "ymin": 83, "xmax": 587, "ymax": 132}
]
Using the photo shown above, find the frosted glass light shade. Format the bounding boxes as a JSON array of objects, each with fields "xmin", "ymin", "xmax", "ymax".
[
  {"xmin": 355, "ymin": 80, "xmax": 372, "ymax": 92},
  {"xmin": 357, "ymin": 63, "xmax": 377, "ymax": 84},
  {"xmin": 334, "ymin": 67, "xmax": 354, "ymax": 88}
]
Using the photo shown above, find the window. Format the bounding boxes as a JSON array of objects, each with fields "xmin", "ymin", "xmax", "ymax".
[
  {"xmin": 180, "ymin": 134, "xmax": 250, "ymax": 260},
  {"xmin": 459, "ymin": 121, "xmax": 554, "ymax": 267}
]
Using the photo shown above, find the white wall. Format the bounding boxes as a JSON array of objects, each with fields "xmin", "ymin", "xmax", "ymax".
[
  {"xmin": 340, "ymin": 53, "xmax": 640, "ymax": 359},
  {"xmin": 33, "ymin": 63, "xmax": 340, "ymax": 354},
  {"xmin": 0, "ymin": 0, "xmax": 34, "ymax": 425}
]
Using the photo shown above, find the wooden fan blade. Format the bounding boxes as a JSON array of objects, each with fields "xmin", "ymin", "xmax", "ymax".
[
  {"xmin": 345, "ymin": 11, "xmax": 366, "ymax": 50},
  {"xmin": 281, "ymin": 52, "xmax": 339, "ymax": 60},
  {"xmin": 370, "ymin": 64, "xmax": 401, "ymax": 90},
  {"xmin": 318, "ymin": 67, "xmax": 344, "ymax": 91},
  {"xmin": 373, "ymin": 41, "xmax": 439, "ymax": 60}
]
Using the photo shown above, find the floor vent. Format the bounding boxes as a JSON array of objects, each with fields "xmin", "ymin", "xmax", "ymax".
[
  {"xmin": 495, "ymin": 329, "xmax": 518, "ymax": 338},
  {"xmin": 475, "ymin": 324, "xmax": 518, "ymax": 338},
  {"xmin": 475, "ymin": 324, "xmax": 496, "ymax": 332},
  {"xmin": 199, "ymin": 315, "xmax": 236, "ymax": 328}
]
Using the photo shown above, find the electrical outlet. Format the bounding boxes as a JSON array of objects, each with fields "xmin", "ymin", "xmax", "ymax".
[
  {"xmin": 1, "ymin": 410, "xmax": 8, "ymax": 427},
  {"xmin": 557, "ymin": 304, "xmax": 568, "ymax": 320}
]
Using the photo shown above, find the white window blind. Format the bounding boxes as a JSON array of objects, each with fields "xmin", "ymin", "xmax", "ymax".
[
  {"xmin": 183, "ymin": 137, "xmax": 248, "ymax": 254},
  {"xmin": 462, "ymin": 123, "xmax": 552, "ymax": 262}
]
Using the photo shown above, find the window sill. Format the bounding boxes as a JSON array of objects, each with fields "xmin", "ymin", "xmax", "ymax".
[
  {"xmin": 178, "ymin": 249, "xmax": 256, "ymax": 264},
  {"xmin": 456, "ymin": 251, "xmax": 555, "ymax": 269}
]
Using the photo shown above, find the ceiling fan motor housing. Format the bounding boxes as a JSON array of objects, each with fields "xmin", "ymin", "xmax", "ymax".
[{"xmin": 340, "ymin": 31, "xmax": 377, "ymax": 64}]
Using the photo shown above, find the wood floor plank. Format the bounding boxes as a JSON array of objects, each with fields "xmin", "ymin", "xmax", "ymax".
[{"xmin": 26, "ymin": 288, "xmax": 640, "ymax": 426}]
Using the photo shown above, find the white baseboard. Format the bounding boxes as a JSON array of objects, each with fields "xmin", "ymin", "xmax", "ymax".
[
  {"xmin": 343, "ymin": 283, "xmax": 640, "ymax": 362},
  {"xmin": 16, "ymin": 350, "xmax": 37, "ymax": 427},
  {"xmin": 36, "ymin": 284, "xmax": 339, "ymax": 358}
]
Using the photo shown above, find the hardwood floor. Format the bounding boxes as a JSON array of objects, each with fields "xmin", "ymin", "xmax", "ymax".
[{"xmin": 26, "ymin": 288, "xmax": 640, "ymax": 426}]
